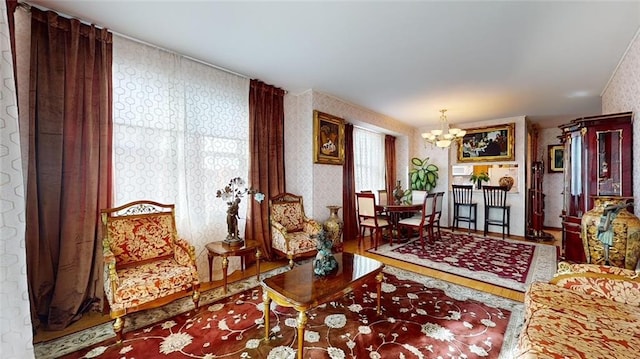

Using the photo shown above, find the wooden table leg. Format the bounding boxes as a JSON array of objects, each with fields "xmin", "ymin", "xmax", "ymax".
[
  {"xmin": 221, "ymin": 256, "xmax": 229, "ymax": 294},
  {"xmin": 296, "ymin": 310, "xmax": 307, "ymax": 359},
  {"xmin": 255, "ymin": 248, "xmax": 261, "ymax": 281},
  {"xmin": 263, "ymin": 292, "xmax": 271, "ymax": 341},
  {"xmin": 207, "ymin": 252, "xmax": 214, "ymax": 282},
  {"xmin": 376, "ymin": 272, "xmax": 384, "ymax": 315}
]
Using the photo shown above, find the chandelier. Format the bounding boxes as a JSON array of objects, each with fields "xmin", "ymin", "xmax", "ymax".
[{"xmin": 421, "ymin": 109, "xmax": 466, "ymax": 148}]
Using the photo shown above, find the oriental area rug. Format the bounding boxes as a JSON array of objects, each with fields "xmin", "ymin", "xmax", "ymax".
[
  {"xmin": 368, "ymin": 231, "xmax": 557, "ymax": 292},
  {"xmin": 35, "ymin": 266, "xmax": 523, "ymax": 359}
]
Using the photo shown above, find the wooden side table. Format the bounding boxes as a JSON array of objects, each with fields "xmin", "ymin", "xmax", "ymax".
[{"xmin": 205, "ymin": 240, "xmax": 261, "ymax": 293}]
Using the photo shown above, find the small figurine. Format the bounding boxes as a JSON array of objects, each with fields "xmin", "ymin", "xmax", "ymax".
[{"xmin": 313, "ymin": 230, "xmax": 338, "ymax": 276}]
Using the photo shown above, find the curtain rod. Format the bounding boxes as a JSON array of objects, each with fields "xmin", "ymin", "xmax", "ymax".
[{"xmin": 17, "ymin": 1, "xmax": 250, "ymax": 81}]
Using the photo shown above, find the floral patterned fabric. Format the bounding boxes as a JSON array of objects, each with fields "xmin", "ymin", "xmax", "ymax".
[
  {"xmin": 517, "ymin": 263, "xmax": 640, "ymax": 358},
  {"xmin": 109, "ymin": 259, "xmax": 198, "ymax": 313},
  {"xmin": 107, "ymin": 214, "xmax": 176, "ymax": 266},
  {"xmin": 270, "ymin": 197, "xmax": 321, "ymax": 258},
  {"xmin": 103, "ymin": 205, "xmax": 199, "ymax": 320},
  {"xmin": 271, "ymin": 202, "xmax": 305, "ymax": 232}
]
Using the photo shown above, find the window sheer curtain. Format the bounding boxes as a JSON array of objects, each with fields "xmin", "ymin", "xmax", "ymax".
[
  {"xmin": 112, "ymin": 36, "xmax": 250, "ymax": 281},
  {"xmin": 354, "ymin": 127, "xmax": 386, "ymax": 193}
]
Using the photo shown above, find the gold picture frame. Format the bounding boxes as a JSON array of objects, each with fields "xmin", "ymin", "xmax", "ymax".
[
  {"xmin": 313, "ymin": 110, "xmax": 345, "ymax": 165},
  {"xmin": 457, "ymin": 123, "xmax": 515, "ymax": 162},
  {"xmin": 548, "ymin": 144, "xmax": 564, "ymax": 173}
]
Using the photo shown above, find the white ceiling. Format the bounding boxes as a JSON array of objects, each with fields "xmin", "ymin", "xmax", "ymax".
[{"xmin": 25, "ymin": 1, "xmax": 640, "ymax": 129}]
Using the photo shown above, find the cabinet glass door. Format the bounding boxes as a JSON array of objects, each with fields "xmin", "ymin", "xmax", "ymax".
[
  {"xmin": 564, "ymin": 132, "xmax": 583, "ymax": 217},
  {"xmin": 597, "ymin": 129, "xmax": 623, "ymax": 196}
]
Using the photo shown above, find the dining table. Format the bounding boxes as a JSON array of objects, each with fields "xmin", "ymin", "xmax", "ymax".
[{"xmin": 376, "ymin": 201, "xmax": 422, "ymax": 245}]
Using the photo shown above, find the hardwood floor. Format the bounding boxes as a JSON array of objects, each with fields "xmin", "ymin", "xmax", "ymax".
[{"xmin": 33, "ymin": 228, "xmax": 561, "ymax": 344}]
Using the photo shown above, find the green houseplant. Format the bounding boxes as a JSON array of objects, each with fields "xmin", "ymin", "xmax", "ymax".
[
  {"xmin": 409, "ymin": 157, "xmax": 439, "ymax": 192},
  {"xmin": 470, "ymin": 171, "xmax": 490, "ymax": 189}
]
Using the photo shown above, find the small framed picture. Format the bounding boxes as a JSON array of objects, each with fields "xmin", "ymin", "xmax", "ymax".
[
  {"xmin": 548, "ymin": 144, "xmax": 564, "ymax": 173},
  {"xmin": 313, "ymin": 110, "xmax": 345, "ymax": 165}
]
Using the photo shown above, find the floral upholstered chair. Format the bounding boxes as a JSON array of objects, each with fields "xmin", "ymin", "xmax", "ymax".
[
  {"xmin": 269, "ymin": 192, "xmax": 322, "ymax": 268},
  {"xmin": 101, "ymin": 200, "xmax": 200, "ymax": 342}
]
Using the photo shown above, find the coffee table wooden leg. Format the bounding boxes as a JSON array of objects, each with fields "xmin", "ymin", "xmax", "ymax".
[
  {"xmin": 255, "ymin": 248, "xmax": 261, "ymax": 281},
  {"xmin": 296, "ymin": 310, "xmax": 307, "ymax": 359},
  {"xmin": 376, "ymin": 272, "xmax": 384, "ymax": 315},
  {"xmin": 221, "ymin": 256, "xmax": 229, "ymax": 294},
  {"xmin": 263, "ymin": 292, "xmax": 271, "ymax": 341}
]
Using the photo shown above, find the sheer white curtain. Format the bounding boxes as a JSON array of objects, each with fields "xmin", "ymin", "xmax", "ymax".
[
  {"xmin": 354, "ymin": 127, "xmax": 386, "ymax": 195},
  {"xmin": 0, "ymin": 2, "xmax": 34, "ymax": 355},
  {"xmin": 112, "ymin": 36, "xmax": 250, "ymax": 281}
]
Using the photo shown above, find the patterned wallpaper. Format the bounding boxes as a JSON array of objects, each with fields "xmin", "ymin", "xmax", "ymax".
[
  {"xmin": 602, "ymin": 29, "xmax": 640, "ymax": 215},
  {"xmin": 284, "ymin": 90, "xmax": 414, "ymax": 223},
  {"xmin": 0, "ymin": 1, "xmax": 34, "ymax": 357},
  {"xmin": 537, "ymin": 127, "xmax": 564, "ymax": 228}
]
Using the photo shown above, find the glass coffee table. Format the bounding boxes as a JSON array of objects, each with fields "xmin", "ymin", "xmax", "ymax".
[{"xmin": 261, "ymin": 252, "xmax": 384, "ymax": 359}]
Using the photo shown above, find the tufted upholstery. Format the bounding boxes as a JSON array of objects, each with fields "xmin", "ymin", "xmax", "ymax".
[
  {"xmin": 516, "ymin": 261, "xmax": 640, "ymax": 358},
  {"xmin": 269, "ymin": 192, "xmax": 322, "ymax": 268},
  {"xmin": 102, "ymin": 201, "xmax": 200, "ymax": 342}
]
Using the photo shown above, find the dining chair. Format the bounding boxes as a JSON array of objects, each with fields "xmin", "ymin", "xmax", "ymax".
[
  {"xmin": 483, "ymin": 185, "xmax": 510, "ymax": 239},
  {"xmin": 451, "ymin": 185, "xmax": 477, "ymax": 234},
  {"xmin": 397, "ymin": 192, "xmax": 437, "ymax": 249},
  {"xmin": 433, "ymin": 191, "xmax": 444, "ymax": 240},
  {"xmin": 377, "ymin": 189, "xmax": 388, "ymax": 206},
  {"xmin": 356, "ymin": 192, "xmax": 391, "ymax": 250}
]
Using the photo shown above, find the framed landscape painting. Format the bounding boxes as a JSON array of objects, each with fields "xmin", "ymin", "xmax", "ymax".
[
  {"xmin": 548, "ymin": 144, "xmax": 564, "ymax": 173},
  {"xmin": 313, "ymin": 110, "xmax": 345, "ymax": 165},
  {"xmin": 457, "ymin": 123, "xmax": 515, "ymax": 162}
]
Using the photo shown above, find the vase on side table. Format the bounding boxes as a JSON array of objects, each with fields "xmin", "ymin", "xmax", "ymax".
[
  {"xmin": 581, "ymin": 196, "xmax": 640, "ymax": 269},
  {"xmin": 324, "ymin": 205, "xmax": 344, "ymax": 252}
]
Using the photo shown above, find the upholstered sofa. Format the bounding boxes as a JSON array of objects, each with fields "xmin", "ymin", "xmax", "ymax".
[{"xmin": 516, "ymin": 261, "xmax": 640, "ymax": 358}]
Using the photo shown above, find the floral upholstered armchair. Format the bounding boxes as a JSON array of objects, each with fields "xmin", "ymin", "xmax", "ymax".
[
  {"xmin": 269, "ymin": 192, "xmax": 322, "ymax": 268},
  {"xmin": 516, "ymin": 261, "xmax": 640, "ymax": 358},
  {"xmin": 101, "ymin": 200, "xmax": 200, "ymax": 342}
]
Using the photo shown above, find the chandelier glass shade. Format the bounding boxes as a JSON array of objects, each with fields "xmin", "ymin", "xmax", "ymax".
[{"xmin": 421, "ymin": 109, "xmax": 466, "ymax": 148}]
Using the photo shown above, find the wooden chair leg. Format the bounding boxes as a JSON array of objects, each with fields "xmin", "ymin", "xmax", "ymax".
[
  {"xmin": 113, "ymin": 316, "xmax": 124, "ymax": 343},
  {"xmin": 192, "ymin": 290, "xmax": 200, "ymax": 309}
]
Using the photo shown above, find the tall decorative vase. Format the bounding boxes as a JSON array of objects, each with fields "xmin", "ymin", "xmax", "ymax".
[
  {"xmin": 324, "ymin": 206, "xmax": 344, "ymax": 251},
  {"xmin": 581, "ymin": 196, "xmax": 640, "ymax": 269}
]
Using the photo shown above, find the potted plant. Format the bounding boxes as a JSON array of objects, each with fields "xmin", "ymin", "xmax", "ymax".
[
  {"xmin": 470, "ymin": 171, "xmax": 490, "ymax": 189},
  {"xmin": 404, "ymin": 157, "xmax": 439, "ymax": 203}
]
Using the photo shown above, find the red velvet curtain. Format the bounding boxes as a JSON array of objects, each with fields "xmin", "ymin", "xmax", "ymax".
[
  {"xmin": 25, "ymin": 8, "xmax": 112, "ymax": 330},
  {"xmin": 342, "ymin": 123, "xmax": 358, "ymax": 243},
  {"xmin": 246, "ymin": 80, "xmax": 286, "ymax": 260},
  {"xmin": 385, "ymin": 135, "xmax": 397, "ymax": 195}
]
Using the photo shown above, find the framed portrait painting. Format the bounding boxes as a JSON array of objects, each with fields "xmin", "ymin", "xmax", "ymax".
[
  {"xmin": 548, "ymin": 144, "xmax": 564, "ymax": 173},
  {"xmin": 457, "ymin": 123, "xmax": 515, "ymax": 162},
  {"xmin": 313, "ymin": 110, "xmax": 345, "ymax": 165}
]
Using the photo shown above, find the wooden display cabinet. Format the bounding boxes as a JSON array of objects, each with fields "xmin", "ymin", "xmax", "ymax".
[{"xmin": 558, "ymin": 112, "xmax": 633, "ymax": 262}]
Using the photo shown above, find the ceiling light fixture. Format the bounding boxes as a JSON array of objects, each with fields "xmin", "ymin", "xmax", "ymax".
[{"xmin": 421, "ymin": 109, "xmax": 466, "ymax": 148}]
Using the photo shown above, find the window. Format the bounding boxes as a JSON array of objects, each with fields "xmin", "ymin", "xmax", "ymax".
[
  {"xmin": 112, "ymin": 36, "xmax": 249, "ymax": 276},
  {"xmin": 353, "ymin": 127, "xmax": 386, "ymax": 193}
]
